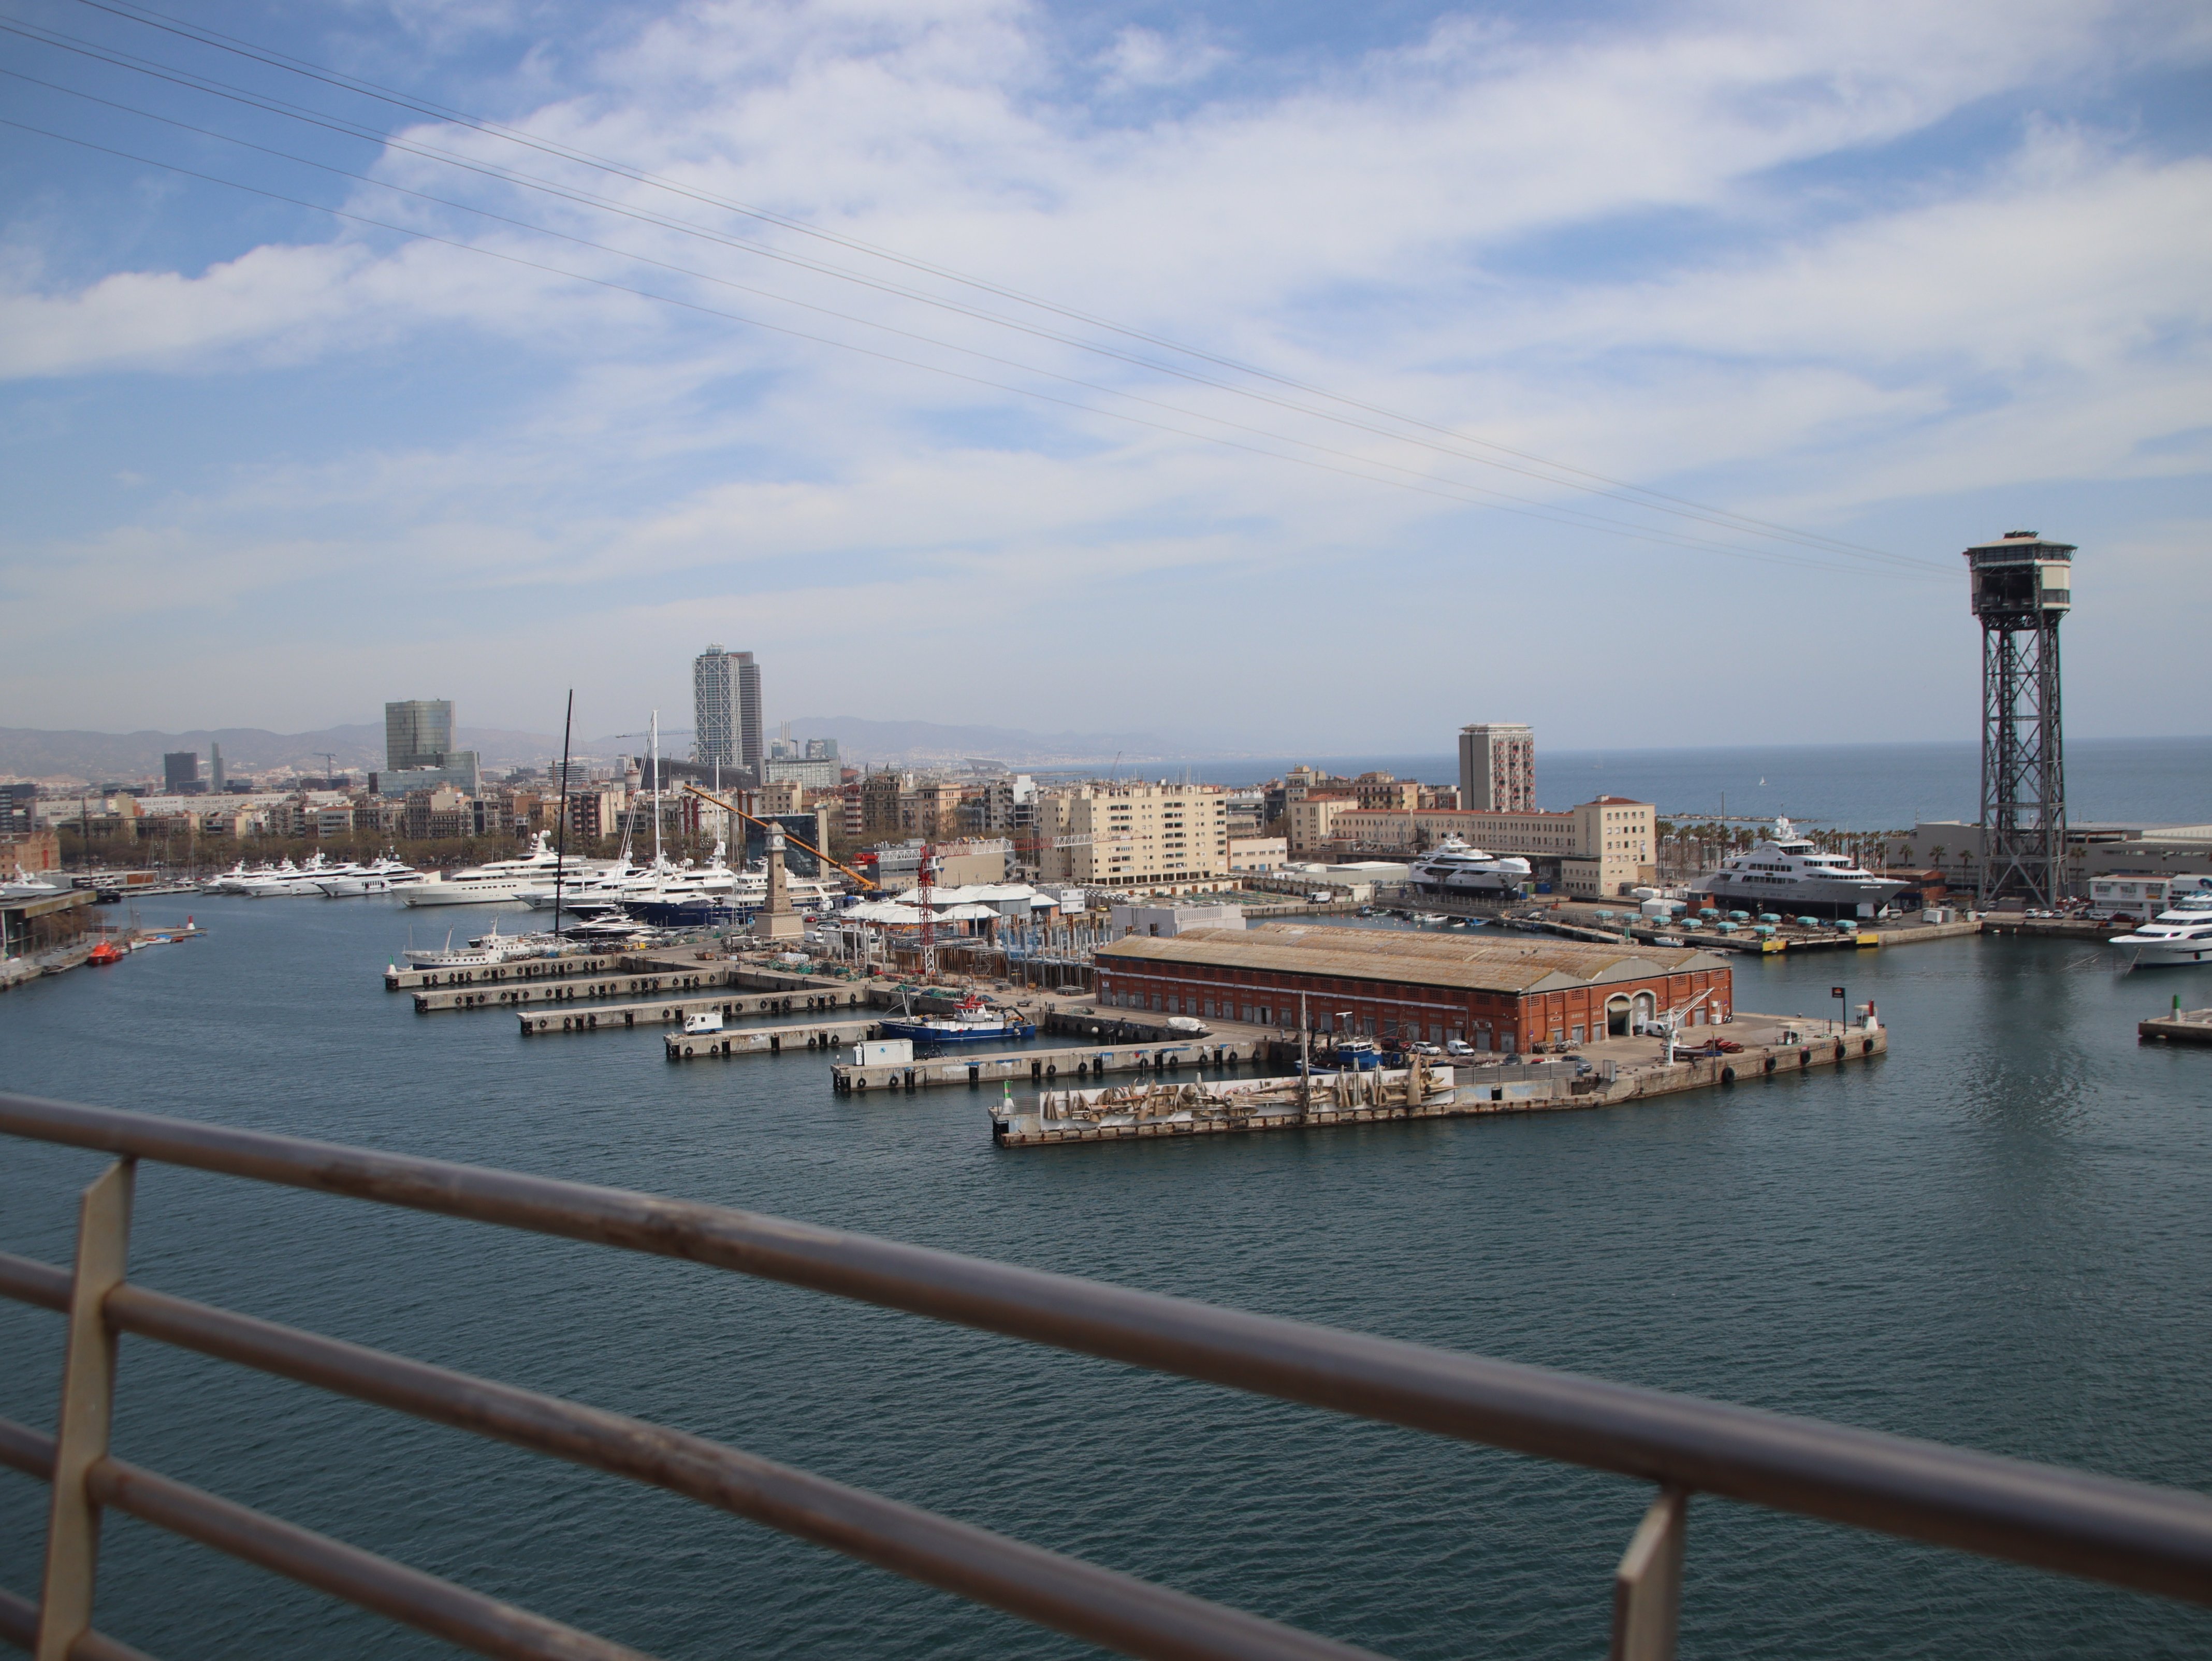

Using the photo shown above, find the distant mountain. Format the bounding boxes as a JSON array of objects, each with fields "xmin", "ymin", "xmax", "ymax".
[
  {"xmin": 0, "ymin": 724, "xmax": 563, "ymax": 783},
  {"xmin": 0, "ymin": 715, "xmax": 1209, "ymax": 784},
  {"xmin": 779, "ymin": 716, "xmax": 1202, "ymax": 766}
]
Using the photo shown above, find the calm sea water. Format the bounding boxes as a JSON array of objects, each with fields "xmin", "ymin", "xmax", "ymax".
[
  {"xmin": 1177, "ymin": 735, "xmax": 2212, "ymax": 831},
  {"xmin": 4, "ymin": 898, "xmax": 2211, "ymax": 1659}
]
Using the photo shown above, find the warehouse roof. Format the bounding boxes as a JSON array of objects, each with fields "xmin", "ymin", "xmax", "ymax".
[{"xmin": 1096, "ymin": 924, "xmax": 1728, "ymax": 994}]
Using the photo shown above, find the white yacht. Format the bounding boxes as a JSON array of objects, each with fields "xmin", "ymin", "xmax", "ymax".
[
  {"xmin": 2108, "ymin": 894, "xmax": 2212, "ymax": 967},
  {"xmin": 1701, "ymin": 819, "xmax": 1908, "ymax": 918},
  {"xmin": 401, "ymin": 833, "xmax": 606, "ymax": 907},
  {"xmin": 242, "ymin": 853, "xmax": 362, "ymax": 897},
  {"xmin": 317, "ymin": 857, "xmax": 425, "ymax": 897},
  {"xmin": 402, "ymin": 919, "xmax": 556, "ymax": 967},
  {"xmin": 1409, "ymin": 837, "xmax": 1533, "ymax": 899}
]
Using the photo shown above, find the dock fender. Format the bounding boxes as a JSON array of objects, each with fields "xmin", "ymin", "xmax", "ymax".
[
  {"xmin": 1045, "ymin": 1063, "xmax": 1057, "ymax": 1080},
  {"xmin": 1833, "ymin": 1042, "xmax": 1845, "ymax": 1062},
  {"xmin": 1799, "ymin": 1048, "xmax": 1812, "ymax": 1067},
  {"xmin": 1764, "ymin": 1056, "xmax": 1776, "ymax": 1074},
  {"xmin": 1721, "ymin": 1066, "xmax": 1736, "ymax": 1085},
  {"xmin": 1862, "ymin": 1037, "xmax": 1874, "ymax": 1055}
]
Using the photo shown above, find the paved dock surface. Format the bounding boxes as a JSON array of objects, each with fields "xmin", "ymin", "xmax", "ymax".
[
  {"xmin": 2140, "ymin": 1007, "xmax": 2212, "ymax": 1045},
  {"xmin": 525, "ymin": 987, "xmax": 870, "ymax": 1034},
  {"xmin": 996, "ymin": 1017, "xmax": 1889, "ymax": 1146}
]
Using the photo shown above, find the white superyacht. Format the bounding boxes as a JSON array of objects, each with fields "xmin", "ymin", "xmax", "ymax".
[
  {"xmin": 2108, "ymin": 894, "xmax": 2212, "ymax": 967},
  {"xmin": 1701, "ymin": 818, "xmax": 1907, "ymax": 918},
  {"xmin": 1409, "ymin": 837, "xmax": 1533, "ymax": 899},
  {"xmin": 402, "ymin": 832, "xmax": 605, "ymax": 907}
]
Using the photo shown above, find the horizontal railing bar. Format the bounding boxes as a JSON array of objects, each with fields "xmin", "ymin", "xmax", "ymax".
[
  {"xmin": 0, "ymin": 1586, "xmax": 29, "ymax": 1652},
  {"xmin": 0, "ymin": 1417, "xmax": 55, "ymax": 1481},
  {"xmin": 6, "ymin": 1093, "xmax": 2211, "ymax": 1607},
  {"xmin": 0, "ymin": 1417, "xmax": 649, "ymax": 1661},
  {"xmin": 99, "ymin": 1282, "xmax": 1385, "ymax": 1661},
  {"xmin": 88, "ymin": 1457, "xmax": 657, "ymax": 1661},
  {"xmin": 0, "ymin": 1251, "xmax": 71, "ymax": 1313}
]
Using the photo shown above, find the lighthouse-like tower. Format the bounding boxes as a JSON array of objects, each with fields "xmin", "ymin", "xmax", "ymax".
[{"xmin": 1966, "ymin": 530, "xmax": 2074, "ymax": 907}]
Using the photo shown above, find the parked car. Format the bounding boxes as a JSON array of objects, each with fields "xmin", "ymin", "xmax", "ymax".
[
  {"xmin": 1406, "ymin": 1041, "xmax": 1442, "ymax": 1057},
  {"xmin": 1444, "ymin": 1039, "xmax": 1475, "ymax": 1057}
]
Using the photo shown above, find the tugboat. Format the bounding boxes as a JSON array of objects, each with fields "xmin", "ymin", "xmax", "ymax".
[
  {"xmin": 86, "ymin": 940, "xmax": 126, "ymax": 966},
  {"xmin": 876, "ymin": 991, "xmax": 1036, "ymax": 1046}
]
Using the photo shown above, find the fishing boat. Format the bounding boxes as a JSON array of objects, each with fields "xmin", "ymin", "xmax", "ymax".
[{"xmin": 876, "ymin": 991, "xmax": 1036, "ymax": 1046}]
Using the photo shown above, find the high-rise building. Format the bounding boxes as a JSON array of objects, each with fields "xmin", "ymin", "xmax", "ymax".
[
  {"xmin": 209, "ymin": 743, "xmax": 225, "ymax": 795},
  {"xmin": 1458, "ymin": 724, "xmax": 1535, "ymax": 813},
  {"xmin": 163, "ymin": 751, "xmax": 199, "ymax": 792},
  {"xmin": 385, "ymin": 700, "xmax": 454, "ymax": 771},
  {"xmin": 692, "ymin": 646, "xmax": 764, "ymax": 781}
]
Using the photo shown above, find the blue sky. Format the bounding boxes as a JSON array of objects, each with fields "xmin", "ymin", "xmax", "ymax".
[{"xmin": 3, "ymin": 0, "xmax": 2208, "ymax": 754}]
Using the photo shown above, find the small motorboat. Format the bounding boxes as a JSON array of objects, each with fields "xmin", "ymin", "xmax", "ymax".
[{"xmin": 86, "ymin": 941, "xmax": 126, "ymax": 965}]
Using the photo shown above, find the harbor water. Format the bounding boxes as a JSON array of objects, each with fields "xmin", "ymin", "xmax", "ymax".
[{"xmin": 3, "ymin": 898, "xmax": 2210, "ymax": 1658}]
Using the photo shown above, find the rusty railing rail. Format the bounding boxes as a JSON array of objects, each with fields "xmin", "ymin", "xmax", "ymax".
[{"xmin": 2, "ymin": 1090, "xmax": 2209, "ymax": 1660}]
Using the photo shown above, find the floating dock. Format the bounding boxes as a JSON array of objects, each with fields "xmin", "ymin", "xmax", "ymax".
[
  {"xmin": 2140, "ymin": 1007, "xmax": 2212, "ymax": 1045},
  {"xmin": 414, "ymin": 965, "xmax": 744, "ymax": 1012},
  {"xmin": 666, "ymin": 1017, "xmax": 882, "ymax": 1059},
  {"xmin": 385, "ymin": 951, "xmax": 632, "ymax": 992},
  {"xmin": 526, "ymin": 988, "xmax": 869, "ymax": 1035},
  {"xmin": 993, "ymin": 1019, "xmax": 1888, "ymax": 1146}
]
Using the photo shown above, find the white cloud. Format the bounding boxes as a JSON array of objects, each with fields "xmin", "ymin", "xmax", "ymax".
[{"xmin": 2, "ymin": 0, "xmax": 2209, "ymax": 742}]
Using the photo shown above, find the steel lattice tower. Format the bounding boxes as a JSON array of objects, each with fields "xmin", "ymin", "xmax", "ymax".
[{"xmin": 1966, "ymin": 531, "xmax": 2075, "ymax": 907}]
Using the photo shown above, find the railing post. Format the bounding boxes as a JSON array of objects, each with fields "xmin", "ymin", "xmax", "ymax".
[
  {"xmin": 35, "ymin": 1158, "xmax": 135, "ymax": 1661},
  {"xmin": 1609, "ymin": 1486, "xmax": 1687, "ymax": 1661}
]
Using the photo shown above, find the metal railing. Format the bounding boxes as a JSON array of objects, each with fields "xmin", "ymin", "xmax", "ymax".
[{"xmin": 2, "ymin": 1090, "xmax": 2209, "ymax": 1660}]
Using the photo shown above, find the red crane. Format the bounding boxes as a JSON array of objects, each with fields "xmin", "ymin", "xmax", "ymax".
[{"xmin": 916, "ymin": 840, "xmax": 936, "ymax": 979}]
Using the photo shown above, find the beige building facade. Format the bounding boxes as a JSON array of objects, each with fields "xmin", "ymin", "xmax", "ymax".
[
  {"xmin": 1332, "ymin": 796, "xmax": 1656, "ymax": 897},
  {"xmin": 1038, "ymin": 782, "xmax": 1230, "ymax": 893}
]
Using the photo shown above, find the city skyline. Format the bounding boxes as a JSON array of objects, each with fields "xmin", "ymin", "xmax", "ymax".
[{"xmin": 1, "ymin": 4, "xmax": 2206, "ymax": 749}]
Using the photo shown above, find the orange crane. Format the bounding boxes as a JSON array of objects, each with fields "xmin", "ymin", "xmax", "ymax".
[{"xmin": 676, "ymin": 784, "xmax": 880, "ymax": 891}]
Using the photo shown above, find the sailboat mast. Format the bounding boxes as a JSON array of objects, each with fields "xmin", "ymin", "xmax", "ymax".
[
  {"xmin": 651, "ymin": 711, "xmax": 662, "ymax": 870},
  {"xmin": 553, "ymin": 689, "xmax": 574, "ymax": 942}
]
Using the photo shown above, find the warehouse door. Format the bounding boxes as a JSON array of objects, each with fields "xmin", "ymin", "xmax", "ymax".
[{"xmin": 1607, "ymin": 995, "xmax": 1632, "ymax": 1037}]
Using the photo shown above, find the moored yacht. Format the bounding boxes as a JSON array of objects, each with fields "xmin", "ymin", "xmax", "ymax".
[
  {"xmin": 1409, "ymin": 837, "xmax": 1533, "ymax": 899},
  {"xmin": 1700, "ymin": 819, "xmax": 1907, "ymax": 919},
  {"xmin": 402, "ymin": 833, "xmax": 606, "ymax": 906},
  {"xmin": 2108, "ymin": 894, "xmax": 2212, "ymax": 967},
  {"xmin": 317, "ymin": 857, "xmax": 425, "ymax": 897}
]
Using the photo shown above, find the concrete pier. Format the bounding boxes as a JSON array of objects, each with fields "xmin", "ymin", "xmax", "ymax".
[
  {"xmin": 831, "ymin": 1036, "xmax": 1271, "ymax": 1094},
  {"xmin": 2140, "ymin": 1007, "xmax": 2212, "ymax": 1045},
  {"xmin": 415, "ymin": 965, "xmax": 745, "ymax": 1013},
  {"xmin": 384, "ymin": 951, "xmax": 631, "ymax": 992},
  {"xmin": 525, "ymin": 988, "xmax": 869, "ymax": 1036},
  {"xmin": 995, "ymin": 1018, "xmax": 1889, "ymax": 1146},
  {"xmin": 666, "ymin": 1018, "xmax": 881, "ymax": 1059}
]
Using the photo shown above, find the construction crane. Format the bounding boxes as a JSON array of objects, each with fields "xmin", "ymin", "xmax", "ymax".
[
  {"xmin": 916, "ymin": 840, "xmax": 935, "ymax": 978},
  {"xmin": 677, "ymin": 784, "xmax": 879, "ymax": 890}
]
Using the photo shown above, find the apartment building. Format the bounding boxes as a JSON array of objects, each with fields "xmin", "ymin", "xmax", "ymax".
[
  {"xmin": 1458, "ymin": 723, "xmax": 1535, "ymax": 813},
  {"xmin": 898, "ymin": 780, "xmax": 965, "ymax": 841},
  {"xmin": 1330, "ymin": 796, "xmax": 1656, "ymax": 897},
  {"xmin": 1037, "ymin": 782, "xmax": 1230, "ymax": 893},
  {"xmin": 1286, "ymin": 795, "xmax": 1357, "ymax": 855}
]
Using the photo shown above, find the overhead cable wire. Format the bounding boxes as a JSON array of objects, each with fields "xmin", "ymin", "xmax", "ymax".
[
  {"xmin": 2, "ymin": 113, "xmax": 1916, "ymax": 580},
  {"xmin": 43, "ymin": 0, "xmax": 1931, "ymax": 569},
  {"xmin": 0, "ymin": 16, "xmax": 1936, "ymax": 573},
  {"xmin": 2, "ymin": 60, "xmax": 1943, "ymax": 579}
]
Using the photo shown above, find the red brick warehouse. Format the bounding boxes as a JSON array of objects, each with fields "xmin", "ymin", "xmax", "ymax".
[{"xmin": 1095, "ymin": 926, "xmax": 1735, "ymax": 1054}]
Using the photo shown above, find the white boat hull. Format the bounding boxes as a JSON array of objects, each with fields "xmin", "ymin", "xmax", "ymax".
[{"xmin": 403, "ymin": 882, "xmax": 535, "ymax": 906}]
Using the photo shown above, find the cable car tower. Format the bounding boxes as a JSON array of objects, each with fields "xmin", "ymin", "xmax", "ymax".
[{"xmin": 1966, "ymin": 530, "xmax": 2074, "ymax": 907}]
